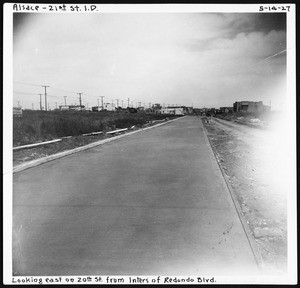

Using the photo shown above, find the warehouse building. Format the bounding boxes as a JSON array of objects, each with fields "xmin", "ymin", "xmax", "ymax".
[{"xmin": 233, "ymin": 101, "xmax": 271, "ymax": 113}]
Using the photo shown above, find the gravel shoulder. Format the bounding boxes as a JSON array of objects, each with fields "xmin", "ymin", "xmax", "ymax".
[{"xmin": 202, "ymin": 116, "xmax": 288, "ymax": 274}]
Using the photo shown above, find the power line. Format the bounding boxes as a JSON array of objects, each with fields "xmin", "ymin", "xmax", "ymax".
[
  {"xmin": 50, "ymin": 86, "xmax": 78, "ymax": 94},
  {"xmin": 13, "ymin": 91, "xmax": 39, "ymax": 95},
  {"xmin": 14, "ymin": 80, "xmax": 41, "ymax": 87}
]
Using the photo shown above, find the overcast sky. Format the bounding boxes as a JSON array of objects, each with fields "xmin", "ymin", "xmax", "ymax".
[{"xmin": 13, "ymin": 12, "xmax": 287, "ymax": 110}]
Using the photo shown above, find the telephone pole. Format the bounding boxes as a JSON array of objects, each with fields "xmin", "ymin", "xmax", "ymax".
[
  {"xmin": 39, "ymin": 94, "xmax": 42, "ymax": 110},
  {"xmin": 78, "ymin": 93, "xmax": 83, "ymax": 111},
  {"xmin": 42, "ymin": 85, "xmax": 50, "ymax": 111},
  {"xmin": 100, "ymin": 96, "xmax": 105, "ymax": 110}
]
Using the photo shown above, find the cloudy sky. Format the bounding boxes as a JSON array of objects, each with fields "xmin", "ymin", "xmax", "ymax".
[{"xmin": 13, "ymin": 11, "xmax": 287, "ymax": 110}]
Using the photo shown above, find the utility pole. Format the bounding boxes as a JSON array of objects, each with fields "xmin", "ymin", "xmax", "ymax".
[
  {"xmin": 78, "ymin": 93, "xmax": 82, "ymax": 111},
  {"xmin": 100, "ymin": 96, "xmax": 105, "ymax": 110},
  {"xmin": 64, "ymin": 96, "xmax": 67, "ymax": 106},
  {"xmin": 39, "ymin": 94, "xmax": 42, "ymax": 110},
  {"xmin": 42, "ymin": 85, "xmax": 50, "ymax": 111}
]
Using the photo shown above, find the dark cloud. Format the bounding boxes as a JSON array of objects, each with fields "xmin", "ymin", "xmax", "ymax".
[{"xmin": 253, "ymin": 13, "xmax": 286, "ymax": 33}]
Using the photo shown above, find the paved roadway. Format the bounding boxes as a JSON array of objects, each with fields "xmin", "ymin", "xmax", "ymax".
[{"xmin": 13, "ymin": 116, "xmax": 259, "ymax": 276}]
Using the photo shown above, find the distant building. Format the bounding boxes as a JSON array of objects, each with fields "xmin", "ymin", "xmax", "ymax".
[
  {"xmin": 103, "ymin": 103, "xmax": 115, "ymax": 111},
  {"xmin": 161, "ymin": 107, "xmax": 185, "ymax": 115},
  {"xmin": 145, "ymin": 108, "xmax": 156, "ymax": 114},
  {"xmin": 59, "ymin": 105, "xmax": 69, "ymax": 111},
  {"xmin": 192, "ymin": 108, "xmax": 202, "ymax": 115},
  {"xmin": 183, "ymin": 106, "xmax": 193, "ymax": 114},
  {"xmin": 220, "ymin": 107, "xmax": 234, "ymax": 113},
  {"xmin": 92, "ymin": 106, "xmax": 102, "ymax": 112},
  {"xmin": 233, "ymin": 101, "xmax": 270, "ymax": 113},
  {"xmin": 69, "ymin": 105, "xmax": 85, "ymax": 111}
]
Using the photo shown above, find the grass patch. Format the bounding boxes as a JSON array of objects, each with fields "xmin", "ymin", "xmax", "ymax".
[{"xmin": 13, "ymin": 110, "xmax": 179, "ymax": 146}]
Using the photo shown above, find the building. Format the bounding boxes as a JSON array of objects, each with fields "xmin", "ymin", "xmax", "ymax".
[
  {"xmin": 69, "ymin": 105, "xmax": 85, "ymax": 111},
  {"xmin": 92, "ymin": 106, "xmax": 102, "ymax": 112},
  {"xmin": 160, "ymin": 106, "xmax": 185, "ymax": 115},
  {"xmin": 220, "ymin": 107, "xmax": 234, "ymax": 113},
  {"xmin": 233, "ymin": 101, "xmax": 270, "ymax": 113},
  {"xmin": 184, "ymin": 107, "xmax": 193, "ymax": 114},
  {"xmin": 103, "ymin": 103, "xmax": 115, "ymax": 111},
  {"xmin": 59, "ymin": 105, "xmax": 69, "ymax": 111}
]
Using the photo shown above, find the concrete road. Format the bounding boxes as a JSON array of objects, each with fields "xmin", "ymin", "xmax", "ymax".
[{"xmin": 13, "ymin": 116, "xmax": 259, "ymax": 276}]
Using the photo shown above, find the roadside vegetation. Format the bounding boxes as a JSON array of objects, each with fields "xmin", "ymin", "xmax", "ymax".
[{"xmin": 13, "ymin": 110, "xmax": 178, "ymax": 146}]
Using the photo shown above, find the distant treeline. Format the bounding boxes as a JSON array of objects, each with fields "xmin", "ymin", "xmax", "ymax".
[{"xmin": 13, "ymin": 110, "xmax": 178, "ymax": 146}]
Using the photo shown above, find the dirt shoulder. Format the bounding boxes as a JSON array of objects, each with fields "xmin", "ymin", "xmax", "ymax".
[{"xmin": 202, "ymin": 116, "xmax": 288, "ymax": 274}]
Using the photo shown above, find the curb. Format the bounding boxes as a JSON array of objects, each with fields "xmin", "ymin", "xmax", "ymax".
[
  {"xmin": 13, "ymin": 116, "xmax": 186, "ymax": 174},
  {"xmin": 200, "ymin": 118, "xmax": 264, "ymax": 271}
]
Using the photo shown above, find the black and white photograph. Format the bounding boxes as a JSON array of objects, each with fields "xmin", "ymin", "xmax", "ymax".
[{"xmin": 3, "ymin": 3, "xmax": 296, "ymax": 285}]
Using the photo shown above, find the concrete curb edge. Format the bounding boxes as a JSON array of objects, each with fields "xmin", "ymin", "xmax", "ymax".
[{"xmin": 200, "ymin": 117, "xmax": 265, "ymax": 272}]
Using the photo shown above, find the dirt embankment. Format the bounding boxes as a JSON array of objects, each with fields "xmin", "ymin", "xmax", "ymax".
[{"xmin": 202, "ymin": 116, "xmax": 288, "ymax": 274}]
